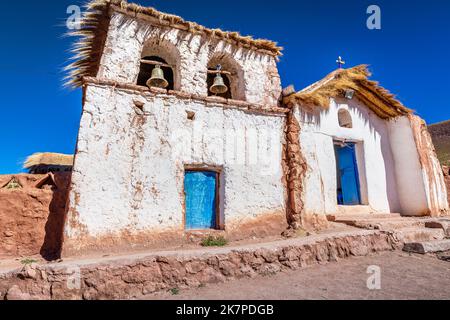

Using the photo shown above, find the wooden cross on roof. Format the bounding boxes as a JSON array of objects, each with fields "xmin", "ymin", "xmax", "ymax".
[{"xmin": 336, "ymin": 56, "xmax": 346, "ymax": 69}]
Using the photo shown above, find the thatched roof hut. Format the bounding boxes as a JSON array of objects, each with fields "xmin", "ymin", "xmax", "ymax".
[
  {"xmin": 24, "ymin": 153, "xmax": 74, "ymax": 174},
  {"xmin": 65, "ymin": 0, "xmax": 283, "ymax": 88},
  {"xmin": 283, "ymin": 65, "xmax": 412, "ymax": 119}
]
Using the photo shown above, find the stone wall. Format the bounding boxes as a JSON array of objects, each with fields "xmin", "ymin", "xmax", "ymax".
[
  {"xmin": 0, "ymin": 230, "xmax": 397, "ymax": 300},
  {"xmin": 0, "ymin": 173, "xmax": 70, "ymax": 260}
]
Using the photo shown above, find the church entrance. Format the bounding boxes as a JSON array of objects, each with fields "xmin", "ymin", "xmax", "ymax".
[
  {"xmin": 184, "ymin": 170, "xmax": 219, "ymax": 230},
  {"xmin": 334, "ymin": 142, "xmax": 361, "ymax": 206}
]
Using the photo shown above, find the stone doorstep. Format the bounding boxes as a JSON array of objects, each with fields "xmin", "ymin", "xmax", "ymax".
[
  {"xmin": 425, "ymin": 220, "xmax": 450, "ymax": 236},
  {"xmin": 403, "ymin": 239, "xmax": 450, "ymax": 254},
  {"xmin": 352, "ymin": 219, "xmax": 426, "ymax": 231},
  {"xmin": 394, "ymin": 227, "xmax": 445, "ymax": 243},
  {"xmin": 327, "ymin": 213, "xmax": 402, "ymax": 222}
]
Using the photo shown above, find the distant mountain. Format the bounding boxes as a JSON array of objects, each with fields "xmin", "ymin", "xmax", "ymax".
[{"xmin": 429, "ymin": 120, "xmax": 450, "ymax": 166}]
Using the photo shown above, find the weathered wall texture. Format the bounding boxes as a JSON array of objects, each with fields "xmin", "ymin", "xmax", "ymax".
[
  {"xmin": 443, "ymin": 166, "xmax": 450, "ymax": 207},
  {"xmin": 64, "ymin": 84, "xmax": 287, "ymax": 255},
  {"xmin": 294, "ymin": 98, "xmax": 401, "ymax": 216},
  {"xmin": 387, "ymin": 116, "xmax": 430, "ymax": 215},
  {"xmin": 408, "ymin": 115, "xmax": 449, "ymax": 216},
  {"xmin": 0, "ymin": 173, "xmax": 70, "ymax": 260},
  {"xmin": 97, "ymin": 12, "xmax": 282, "ymax": 107}
]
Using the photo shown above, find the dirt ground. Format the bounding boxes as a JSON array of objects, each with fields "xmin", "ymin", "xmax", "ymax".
[{"xmin": 146, "ymin": 251, "xmax": 450, "ymax": 300}]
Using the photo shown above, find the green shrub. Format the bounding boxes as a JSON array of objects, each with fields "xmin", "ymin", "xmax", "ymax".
[
  {"xmin": 21, "ymin": 258, "xmax": 38, "ymax": 266},
  {"xmin": 201, "ymin": 235, "xmax": 228, "ymax": 247},
  {"xmin": 170, "ymin": 288, "xmax": 180, "ymax": 295}
]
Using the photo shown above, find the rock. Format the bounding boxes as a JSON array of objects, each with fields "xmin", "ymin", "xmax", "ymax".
[
  {"xmin": 403, "ymin": 239, "xmax": 450, "ymax": 254},
  {"xmin": 4, "ymin": 230, "xmax": 14, "ymax": 237},
  {"xmin": 425, "ymin": 220, "xmax": 450, "ymax": 236},
  {"xmin": 6, "ymin": 285, "xmax": 31, "ymax": 300},
  {"xmin": 21, "ymin": 264, "xmax": 38, "ymax": 280},
  {"xmin": 219, "ymin": 261, "xmax": 236, "ymax": 277},
  {"xmin": 185, "ymin": 261, "xmax": 206, "ymax": 274}
]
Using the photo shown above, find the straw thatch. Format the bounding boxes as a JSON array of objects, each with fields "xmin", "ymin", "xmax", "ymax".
[
  {"xmin": 23, "ymin": 153, "xmax": 74, "ymax": 169},
  {"xmin": 65, "ymin": 0, "xmax": 283, "ymax": 88},
  {"xmin": 283, "ymin": 65, "xmax": 412, "ymax": 119}
]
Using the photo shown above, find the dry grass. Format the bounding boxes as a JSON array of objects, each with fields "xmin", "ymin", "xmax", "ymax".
[
  {"xmin": 283, "ymin": 65, "xmax": 412, "ymax": 119},
  {"xmin": 23, "ymin": 153, "xmax": 74, "ymax": 169},
  {"xmin": 65, "ymin": 0, "xmax": 282, "ymax": 88}
]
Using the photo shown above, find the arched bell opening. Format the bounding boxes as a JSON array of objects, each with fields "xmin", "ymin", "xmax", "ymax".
[
  {"xmin": 207, "ymin": 53, "xmax": 246, "ymax": 101},
  {"xmin": 136, "ymin": 39, "xmax": 181, "ymax": 91},
  {"xmin": 207, "ymin": 68, "xmax": 232, "ymax": 99},
  {"xmin": 137, "ymin": 56, "xmax": 175, "ymax": 90}
]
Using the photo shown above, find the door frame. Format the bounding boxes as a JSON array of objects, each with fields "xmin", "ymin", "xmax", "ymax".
[{"xmin": 183, "ymin": 165, "xmax": 223, "ymax": 231}]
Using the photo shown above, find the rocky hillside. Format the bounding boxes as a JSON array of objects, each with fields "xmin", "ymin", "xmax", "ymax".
[{"xmin": 429, "ymin": 120, "xmax": 450, "ymax": 166}]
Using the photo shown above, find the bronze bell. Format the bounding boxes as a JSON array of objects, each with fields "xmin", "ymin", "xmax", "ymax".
[
  {"xmin": 209, "ymin": 65, "xmax": 228, "ymax": 95},
  {"xmin": 146, "ymin": 64, "xmax": 169, "ymax": 89}
]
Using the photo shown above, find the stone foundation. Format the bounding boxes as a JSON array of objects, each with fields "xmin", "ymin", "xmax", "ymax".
[{"xmin": 0, "ymin": 230, "xmax": 397, "ymax": 300}]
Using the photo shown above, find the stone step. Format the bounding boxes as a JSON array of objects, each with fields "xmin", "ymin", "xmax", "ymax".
[
  {"xmin": 336, "ymin": 206, "xmax": 375, "ymax": 215},
  {"xmin": 425, "ymin": 219, "xmax": 450, "ymax": 237},
  {"xmin": 403, "ymin": 239, "xmax": 450, "ymax": 254},
  {"xmin": 327, "ymin": 213, "xmax": 402, "ymax": 222},
  {"xmin": 362, "ymin": 218, "xmax": 425, "ymax": 231},
  {"xmin": 395, "ymin": 227, "xmax": 445, "ymax": 243}
]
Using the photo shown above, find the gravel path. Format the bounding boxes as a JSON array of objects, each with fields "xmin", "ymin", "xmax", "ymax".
[{"xmin": 146, "ymin": 251, "xmax": 450, "ymax": 300}]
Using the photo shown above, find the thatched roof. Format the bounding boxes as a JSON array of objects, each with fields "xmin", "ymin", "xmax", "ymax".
[
  {"xmin": 65, "ymin": 0, "xmax": 283, "ymax": 88},
  {"xmin": 283, "ymin": 65, "xmax": 412, "ymax": 119},
  {"xmin": 23, "ymin": 153, "xmax": 74, "ymax": 169}
]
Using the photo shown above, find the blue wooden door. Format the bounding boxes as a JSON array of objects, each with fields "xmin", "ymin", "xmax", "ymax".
[
  {"xmin": 336, "ymin": 144, "xmax": 361, "ymax": 205},
  {"xmin": 184, "ymin": 171, "xmax": 217, "ymax": 230}
]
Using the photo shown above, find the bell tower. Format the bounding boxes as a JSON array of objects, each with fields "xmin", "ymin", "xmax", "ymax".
[{"xmin": 64, "ymin": 0, "xmax": 286, "ymax": 256}]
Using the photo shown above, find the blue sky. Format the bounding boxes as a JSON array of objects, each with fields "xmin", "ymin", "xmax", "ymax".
[{"xmin": 0, "ymin": 0, "xmax": 449, "ymax": 174}]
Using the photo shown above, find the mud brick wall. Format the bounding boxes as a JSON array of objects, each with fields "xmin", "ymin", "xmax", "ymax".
[
  {"xmin": 443, "ymin": 166, "xmax": 450, "ymax": 207},
  {"xmin": 0, "ymin": 173, "xmax": 70, "ymax": 260}
]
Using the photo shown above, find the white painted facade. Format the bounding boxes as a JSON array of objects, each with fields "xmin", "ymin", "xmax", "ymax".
[
  {"xmin": 64, "ymin": 11, "xmax": 286, "ymax": 248},
  {"xmin": 295, "ymin": 98, "xmax": 449, "ymax": 216}
]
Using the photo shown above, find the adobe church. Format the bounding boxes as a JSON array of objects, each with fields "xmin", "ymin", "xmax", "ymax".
[{"xmin": 63, "ymin": 0, "xmax": 448, "ymax": 255}]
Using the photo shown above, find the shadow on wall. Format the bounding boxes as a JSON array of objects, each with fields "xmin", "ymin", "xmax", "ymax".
[
  {"xmin": 0, "ymin": 173, "xmax": 71, "ymax": 261},
  {"xmin": 40, "ymin": 173, "xmax": 71, "ymax": 260}
]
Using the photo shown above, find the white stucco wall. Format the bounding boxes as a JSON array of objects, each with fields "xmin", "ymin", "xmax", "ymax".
[
  {"xmin": 97, "ymin": 12, "xmax": 281, "ymax": 107},
  {"xmin": 66, "ymin": 85, "xmax": 286, "ymax": 239},
  {"xmin": 295, "ymin": 98, "xmax": 402, "ymax": 215},
  {"xmin": 387, "ymin": 116, "xmax": 429, "ymax": 215}
]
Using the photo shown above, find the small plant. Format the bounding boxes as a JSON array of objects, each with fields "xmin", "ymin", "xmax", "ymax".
[
  {"xmin": 21, "ymin": 258, "xmax": 38, "ymax": 266},
  {"xmin": 170, "ymin": 288, "xmax": 180, "ymax": 295},
  {"xmin": 4, "ymin": 178, "xmax": 22, "ymax": 190},
  {"xmin": 201, "ymin": 235, "xmax": 228, "ymax": 247}
]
